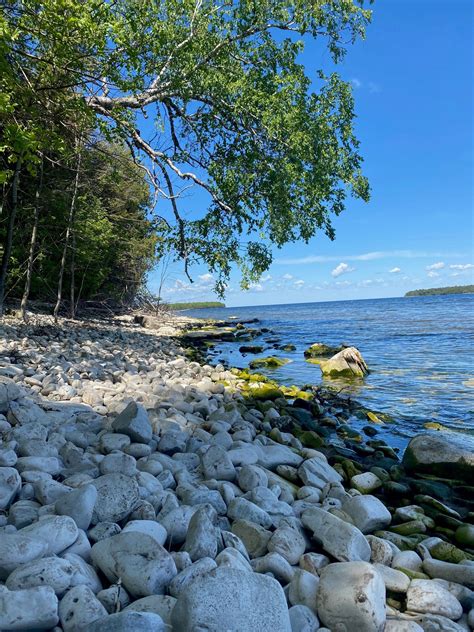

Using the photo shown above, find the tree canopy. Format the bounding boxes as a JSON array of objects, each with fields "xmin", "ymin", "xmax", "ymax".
[{"xmin": 1, "ymin": 0, "xmax": 371, "ymax": 301}]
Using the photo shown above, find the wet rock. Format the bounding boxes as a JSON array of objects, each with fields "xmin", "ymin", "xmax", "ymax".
[
  {"xmin": 317, "ymin": 561, "xmax": 386, "ymax": 631},
  {"xmin": 351, "ymin": 472, "xmax": 382, "ymax": 494},
  {"xmin": 171, "ymin": 567, "xmax": 291, "ymax": 631},
  {"xmin": 302, "ymin": 507, "xmax": 371, "ymax": 562},
  {"xmin": 319, "ymin": 347, "xmax": 369, "ymax": 378}
]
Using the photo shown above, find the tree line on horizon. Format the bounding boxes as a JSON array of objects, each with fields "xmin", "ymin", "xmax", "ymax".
[{"xmin": 1, "ymin": 0, "xmax": 372, "ymax": 320}]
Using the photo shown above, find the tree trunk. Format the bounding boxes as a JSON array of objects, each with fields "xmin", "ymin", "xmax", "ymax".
[
  {"xmin": 53, "ymin": 145, "xmax": 82, "ymax": 322},
  {"xmin": 20, "ymin": 156, "xmax": 44, "ymax": 322},
  {"xmin": 70, "ymin": 227, "xmax": 76, "ymax": 319},
  {"xmin": 0, "ymin": 157, "xmax": 22, "ymax": 317}
]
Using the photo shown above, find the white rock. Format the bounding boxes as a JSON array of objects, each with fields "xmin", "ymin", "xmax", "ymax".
[
  {"xmin": 0, "ymin": 531, "xmax": 48, "ymax": 578},
  {"xmin": 251, "ymin": 552, "xmax": 296, "ymax": 584},
  {"xmin": 384, "ymin": 619, "xmax": 423, "ymax": 631},
  {"xmin": 184, "ymin": 505, "xmax": 219, "ymax": 561},
  {"xmin": 215, "ymin": 547, "xmax": 253, "ymax": 572},
  {"xmin": 55, "ymin": 484, "xmax": 97, "ymax": 530},
  {"xmin": 288, "ymin": 569, "xmax": 319, "ymax": 612},
  {"xmin": 59, "ymin": 585, "xmax": 107, "ymax": 631},
  {"xmin": 298, "ymin": 457, "xmax": 342, "ymax": 489},
  {"xmin": 317, "ymin": 561, "xmax": 386, "ymax": 632},
  {"xmin": 122, "ymin": 520, "xmax": 167, "ymax": 546},
  {"xmin": 299, "ymin": 552, "xmax": 330, "ymax": 576},
  {"xmin": 351, "ymin": 472, "xmax": 382, "ymax": 494},
  {"xmin": 87, "ymin": 611, "xmax": 166, "ymax": 631},
  {"xmin": 367, "ymin": 535, "xmax": 395, "ymax": 565},
  {"xmin": 112, "ymin": 401, "xmax": 152, "ymax": 444},
  {"xmin": 0, "ymin": 466, "xmax": 21, "ymax": 509},
  {"xmin": 62, "ymin": 552, "xmax": 103, "ymax": 593},
  {"xmin": 342, "ymin": 495, "xmax": 392, "ymax": 534},
  {"xmin": 160, "ymin": 505, "xmax": 197, "ymax": 545},
  {"xmin": 289, "ymin": 605, "xmax": 320, "ymax": 632},
  {"xmin": 6, "ymin": 556, "xmax": 75, "ymax": 595},
  {"xmin": 0, "ymin": 585, "xmax": 58, "ymax": 630},
  {"xmin": 91, "ymin": 473, "xmax": 139, "ymax": 524},
  {"xmin": 20, "ymin": 515, "xmax": 78, "ymax": 555},
  {"xmin": 257, "ymin": 444, "xmax": 303, "ymax": 470},
  {"xmin": 228, "ymin": 497, "xmax": 273, "ymax": 528},
  {"xmin": 169, "ymin": 557, "xmax": 217, "ymax": 597},
  {"xmin": 392, "ymin": 551, "xmax": 423, "ymax": 572},
  {"xmin": 123, "ymin": 594, "xmax": 176, "ymax": 624},
  {"xmin": 16, "ymin": 456, "xmax": 63, "ymax": 475},
  {"xmin": 423, "ymin": 559, "xmax": 474, "ymax": 589},
  {"xmin": 99, "ymin": 452, "xmax": 137, "ymax": 476},
  {"xmin": 268, "ymin": 527, "xmax": 307, "ymax": 565},
  {"xmin": 238, "ymin": 465, "xmax": 269, "ymax": 492},
  {"xmin": 406, "ymin": 579, "xmax": 463, "ymax": 619},
  {"xmin": 171, "ymin": 567, "xmax": 291, "ymax": 631},
  {"xmin": 91, "ymin": 532, "xmax": 177, "ymax": 597},
  {"xmin": 200, "ymin": 445, "xmax": 236, "ymax": 481},
  {"xmin": 373, "ymin": 563, "xmax": 410, "ymax": 593},
  {"xmin": 302, "ymin": 507, "xmax": 371, "ymax": 562}
]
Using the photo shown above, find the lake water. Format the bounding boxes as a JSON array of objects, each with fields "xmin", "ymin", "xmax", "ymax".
[{"xmin": 181, "ymin": 295, "xmax": 474, "ymax": 447}]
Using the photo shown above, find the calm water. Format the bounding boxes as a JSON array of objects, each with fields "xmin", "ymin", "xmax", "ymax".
[{"xmin": 182, "ymin": 295, "xmax": 474, "ymax": 447}]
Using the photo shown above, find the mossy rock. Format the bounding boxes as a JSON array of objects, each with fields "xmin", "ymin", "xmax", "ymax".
[
  {"xmin": 299, "ymin": 431, "xmax": 325, "ymax": 449},
  {"xmin": 431, "ymin": 540, "xmax": 474, "ymax": 563},
  {"xmin": 389, "ymin": 520, "xmax": 427, "ymax": 536},
  {"xmin": 304, "ymin": 342, "xmax": 342, "ymax": 358},
  {"xmin": 244, "ymin": 384, "xmax": 284, "ymax": 401},
  {"xmin": 455, "ymin": 524, "xmax": 474, "ymax": 548},
  {"xmin": 249, "ymin": 356, "xmax": 290, "ymax": 369},
  {"xmin": 281, "ymin": 344, "xmax": 296, "ymax": 352},
  {"xmin": 397, "ymin": 567, "xmax": 430, "ymax": 581}
]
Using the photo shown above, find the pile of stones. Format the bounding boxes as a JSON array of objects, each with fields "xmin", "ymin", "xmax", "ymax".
[{"xmin": 0, "ymin": 315, "xmax": 473, "ymax": 631}]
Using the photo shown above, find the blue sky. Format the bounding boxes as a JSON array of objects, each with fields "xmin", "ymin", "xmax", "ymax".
[{"xmin": 149, "ymin": 0, "xmax": 473, "ymax": 307}]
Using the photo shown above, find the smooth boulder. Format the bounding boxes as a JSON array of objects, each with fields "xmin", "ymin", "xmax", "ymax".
[
  {"xmin": 171, "ymin": 567, "xmax": 291, "ymax": 631},
  {"xmin": 402, "ymin": 433, "xmax": 474, "ymax": 483}
]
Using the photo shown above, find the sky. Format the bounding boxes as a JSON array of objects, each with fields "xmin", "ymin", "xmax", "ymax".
[{"xmin": 148, "ymin": 0, "xmax": 474, "ymax": 307}]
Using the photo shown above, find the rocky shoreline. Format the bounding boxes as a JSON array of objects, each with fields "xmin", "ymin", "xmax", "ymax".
[{"xmin": 0, "ymin": 312, "xmax": 473, "ymax": 631}]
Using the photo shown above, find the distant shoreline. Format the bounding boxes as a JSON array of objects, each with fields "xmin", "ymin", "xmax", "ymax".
[
  {"xmin": 405, "ymin": 284, "xmax": 474, "ymax": 297},
  {"xmin": 169, "ymin": 301, "xmax": 225, "ymax": 310}
]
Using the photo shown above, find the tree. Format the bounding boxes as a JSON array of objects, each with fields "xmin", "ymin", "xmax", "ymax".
[{"xmin": 2, "ymin": 0, "xmax": 372, "ymax": 297}]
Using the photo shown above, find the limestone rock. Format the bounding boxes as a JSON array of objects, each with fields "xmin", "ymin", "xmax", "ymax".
[
  {"xmin": 20, "ymin": 515, "xmax": 78, "ymax": 555},
  {"xmin": 406, "ymin": 579, "xmax": 463, "ymax": 619},
  {"xmin": 0, "ymin": 532, "xmax": 48, "ymax": 579},
  {"xmin": 91, "ymin": 473, "xmax": 139, "ymax": 524},
  {"xmin": 317, "ymin": 561, "xmax": 386, "ymax": 631},
  {"xmin": 112, "ymin": 401, "xmax": 152, "ymax": 444},
  {"xmin": 0, "ymin": 466, "xmax": 21, "ymax": 509},
  {"xmin": 55, "ymin": 484, "xmax": 97, "ymax": 530},
  {"xmin": 403, "ymin": 433, "xmax": 474, "ymax": 484},
  {"xmin": 91, "ymin": 532, "xmax": 177, "ymax": 597},
  {"xmin": 59, "ymin": 585, "xmax": 107, "ymax": 631},
  {"xmin": 342, "ymin": 495, "xmax": 392, "ymax": 534},
  {"xmin": 302, "ymin": 507, "xmax": 371, "ymax": 562},
  {"xmin": 0, "ymin": 586, "xmax": 59, "ymax": 630},
  {"xmin": 6, "ymin": 556, "xmax": 75, "ymax": 595},
  {"xmin": 319, "ymin": 346, "xmax": 369, "ymax": 378},
  {"xmin": 171, "ymin": 567, "xmax": 291, "ymax": 631}
]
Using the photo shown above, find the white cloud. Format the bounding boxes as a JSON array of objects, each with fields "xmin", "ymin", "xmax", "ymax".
[
  {"xmin": 248, "ymin": 282, "xmax": 263, "ymax": 292},
  {"xmin": 261, "ymin": 274, "xmax": 272, "ymax": 282},
  {"xmin": 282, "ymin": 273, "xmax": 294, "ymax": 280},
  {"xmin": 275, "ymin": 250, "xmax": 463, "ymax": 266},
  {"xmin": 450, "ymin": 264, "xmax": 474, "ymax": 270},
  {"xmin": 332, "ymin": 262, "xmax": 355, "ymax": 278},
  {"xmin": 335, "ymin": 280, "xmax": 352, "ymax": 287},
  {"xmin": 351, "ymin": 78, "xmax": 362, "ymax": 89},
  {"xmin": 294, "ymin": 279, "xmax": 305, "ymax": 287},
  {"xmin": 390, "ymin": 267, "xmax": 401, "ymax": 273},
  {"xmin": 427, "ymin": 271, "xmax": 439, "ymax": 278},
  {"xmin": 426, "ymin": 262, "xmax": 445, "ymax": 271},
  {"xmin": 198, "ymin": 273, "xmax": 214, "ymax": 284}
]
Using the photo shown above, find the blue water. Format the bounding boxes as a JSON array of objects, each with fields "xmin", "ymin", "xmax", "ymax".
[{"xmin": 182, "ymin": 295, "xmax": 474, "ymax": 446}]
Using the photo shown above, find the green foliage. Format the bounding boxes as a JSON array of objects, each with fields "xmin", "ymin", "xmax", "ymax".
[
  {"xmin": 3, "ymin": 142, "xmax": 157, "ymax": 305},
  {"xmin": 405, "ymin": 285, "xmax": 474, "ymax": 297},
  {"xmin": 2, "ymin": 0, "xmax": 372, "ymax": 297},
  {"xmin": 167, "ymin": 301, "xmax": 225, "ymax": 310}
]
